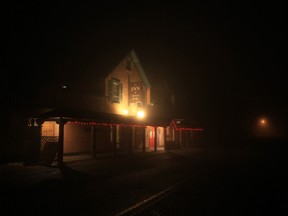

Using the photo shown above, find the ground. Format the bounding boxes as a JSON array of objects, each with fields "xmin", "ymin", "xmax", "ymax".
[{"xmin": 1, "ymin": 142, "xmax": 287, "ymax": 216}]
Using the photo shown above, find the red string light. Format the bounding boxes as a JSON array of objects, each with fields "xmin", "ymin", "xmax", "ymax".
[
  {"xmin": 68, "ymin": 121, "xmax": 147, "ymax": 128},
  {"xmin": 67, "ymin": 120, "xmax": 204, "ymax": 131},
  {"xmin": 171, "ymin": 120, "xmax": 204, "ymax": 131}
]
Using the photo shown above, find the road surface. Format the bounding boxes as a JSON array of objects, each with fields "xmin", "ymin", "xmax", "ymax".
[{"xmin": 1, "ymin": 144, "xmax": 287, "ymax": 216}]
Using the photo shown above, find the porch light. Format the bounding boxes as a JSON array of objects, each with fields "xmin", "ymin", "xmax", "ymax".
[
  {"xmin": 122, "ymin": 109, "xmax": 129, "ymax": 115},
  {"xmin": 137, "ymin": 110, "xmax": 145, "ymax": 119},
  {"xmin": 137, "ymin": 110, "xmax": 145, "ymax": 118}
]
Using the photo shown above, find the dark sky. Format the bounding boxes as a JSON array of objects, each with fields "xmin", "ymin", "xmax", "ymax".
[{"xmin": 5, "ymin": 1, "xmax": 287, "ymax": 140}]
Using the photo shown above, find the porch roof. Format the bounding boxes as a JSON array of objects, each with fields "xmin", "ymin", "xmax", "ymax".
[{"xmin": 35, "ymin": 108, "xmax": 170, "ymax": 127}]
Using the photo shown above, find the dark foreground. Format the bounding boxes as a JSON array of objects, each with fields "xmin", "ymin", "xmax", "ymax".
[{"xmin": 1, "ymin": 140, "xmax": 287, "ymax": 216}]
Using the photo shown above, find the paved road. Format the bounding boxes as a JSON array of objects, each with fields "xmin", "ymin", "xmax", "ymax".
[
  {"xmin": 135, "ymin": 147, "xmax": 288, "ymax": 215},
  {"xmin": 1, "ymin": 145, "xmax": 287, "ymax": 216}
]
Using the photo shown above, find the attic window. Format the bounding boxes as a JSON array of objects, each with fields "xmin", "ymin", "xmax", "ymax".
[{"xmin": 108, "ymin": 78, "xmax": 122, "ymax": 103}]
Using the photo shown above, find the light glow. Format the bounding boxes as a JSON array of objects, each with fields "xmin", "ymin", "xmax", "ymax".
[
  {"xmin": 259, "ymin": 118, "xmax": 267, "ymax": 126},
  {"xmin": 122, "ymin": 109, "xmax": 129, "ymax": 115},
  {"xmin": 137, "ymin": 110, "xmax": 145, "ymax": 119}
]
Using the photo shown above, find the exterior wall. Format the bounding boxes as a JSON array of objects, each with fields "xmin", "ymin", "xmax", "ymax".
[
  {"xmin": 94, "ymin": 126, "xmax": 112, "ymax": 154},
  {"xmin": 119, "ymin": 126, "xmax": 132, "ymax": 153},
  {"xmin": 105, "ymin": 56, "xmax": 150, "ymax": 116},
  {"xmin": 133, "ymin": 127, "xmax": 145, "ymax": 152},
  {"xmin": 64, "ymin": 123, "xmax": 91, "ymax": 155}
]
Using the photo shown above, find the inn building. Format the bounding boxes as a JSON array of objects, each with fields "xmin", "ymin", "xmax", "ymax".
[{"xmin": 26, "ymin": 49, "xmax": 203, "ymax": 166}]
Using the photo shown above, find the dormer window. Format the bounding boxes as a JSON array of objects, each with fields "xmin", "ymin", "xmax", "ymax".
[{"xmin": 108, "ymin": 78, "xmax": 122, "ymax": 103}]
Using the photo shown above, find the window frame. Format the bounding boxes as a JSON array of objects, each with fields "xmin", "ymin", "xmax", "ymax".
[{"xmin": 108, "ymin": 78, "xmax": 122, "ymax": 103}]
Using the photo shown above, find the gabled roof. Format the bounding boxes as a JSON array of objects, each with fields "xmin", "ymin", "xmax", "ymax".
[{"xmin": 130, "ymin": 49, "xmax": 151, "ymax": 88}]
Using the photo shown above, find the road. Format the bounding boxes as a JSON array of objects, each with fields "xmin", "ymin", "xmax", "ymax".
[
  {"xmin": 1, "ymin": 144, "xmax": 287, "ymax": 216},
  {"xmin": 134, "ymin": 147, "xmax": 288, "ymax": 215}
]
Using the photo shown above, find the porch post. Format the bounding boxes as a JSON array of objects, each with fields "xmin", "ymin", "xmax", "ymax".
[
  {"xmin": 154, "ymin": 126, "xmax": 157, "ymax": 152},
  {"xmin": 179, "ymin": 130, "xmax": 182, "ymax": 149},
  {"xmin": 142, "ymin": 127, "xmax": 146, "ymax": 153},
  {"xmin": 112, "ymin": 125, "xmax": 117, "ymax": 157},
  {"xmin": 163, "ymin": 127, "xmax": 167, "ymax": 151},
  {"xmin": 36, "ymin": 118, "xmax": 44, "ymax": 163},
  {"xmin": 91, "ymin": 125, "xmax": 96, "ymax": 158},
  {"xmin": 56, "ymin": 118, "xmax": 66, "ymax": 166}
]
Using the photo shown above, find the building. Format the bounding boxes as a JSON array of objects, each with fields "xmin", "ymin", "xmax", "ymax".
[{"xmin": 23, "ymin": 49, "xmax": 203, "ymax": 166}]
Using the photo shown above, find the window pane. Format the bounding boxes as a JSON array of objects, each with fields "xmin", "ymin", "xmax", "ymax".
[{"xmin": 109, "ymin": 79, "xmax": 121, "ymax": 103}]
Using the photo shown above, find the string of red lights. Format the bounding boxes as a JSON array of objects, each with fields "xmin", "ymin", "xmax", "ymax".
[
  {"xmin": 68, "ymin": 120, "xmax": 204, "ymax": 131},
  {"xmin": 68, "ymin": 121, "xmax": 147, "ymax": 128},
  {"xmin": 171, "ymin": 121, "xmax": 204, "ymax": 131}
]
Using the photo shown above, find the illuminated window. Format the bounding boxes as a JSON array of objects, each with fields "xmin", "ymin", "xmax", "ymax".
[
  {"xmin": 41, "ymin": 121, "xmax": 59, "ymax": 136},
  {"xmin": 108, "ymin": 78, "xmax": 122, "ymax": 103}
]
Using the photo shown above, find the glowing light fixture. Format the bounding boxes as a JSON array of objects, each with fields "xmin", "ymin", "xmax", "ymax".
[
  {"xmin": 122, "ymin": 109, "xmax": 129, "ymax": 115},
  {"xmin": 137, "ymin": 110, "xmax": 145, "ymax": 119}
]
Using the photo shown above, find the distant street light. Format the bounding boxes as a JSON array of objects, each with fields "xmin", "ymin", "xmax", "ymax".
[
  {"xmin": 260, "ymin": 118, "xmax": 267, "ymax": 126},
  {"xmin": 253, "ymin": 116, "xmax": 276, "ymax": 138}
]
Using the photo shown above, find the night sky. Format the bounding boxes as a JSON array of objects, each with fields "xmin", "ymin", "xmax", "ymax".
[{"xmin": 5, "ymin": 1, "xmax": 287, "ymax": 141}]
